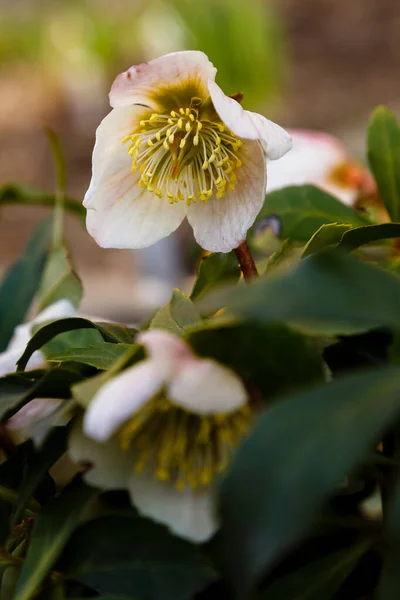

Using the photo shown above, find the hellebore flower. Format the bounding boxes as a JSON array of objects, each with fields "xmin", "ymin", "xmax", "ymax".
[
  {"xmin": 0, "ymin": 299, "xmax": 75, "ymax": 377},
  {"xmin": 266, "ymin": 129, "xmax": 375, "ymax": 206},
  {"xmin": 84, "ymin": 51, "xmax": 291, "ymax": 253},
  {"xmin": 69, "ymin": 329, "xmax": 250, "ymax": 542}
]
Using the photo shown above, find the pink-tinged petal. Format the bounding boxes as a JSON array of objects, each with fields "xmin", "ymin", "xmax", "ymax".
[
  {"xmin": 137, "ymin": 330, "xmax": 194, "ymax": 375},
  {"xmin": 266, "ymin": 129, "xmax": 369, "ymax": 206},
  {"xmin": 84, "ymin": 360, "xmax": 164, "ymax": 443},
  {"xmin": 84, "ymin": 108, "xmax": 186, "ymax": 249},
  {"xmin": 128, "ymin": 470, "xmax": 217, "ymax": 542},
  {"xmin": 208, "ymin": 79, "xmax": 292, "ymax": 159},
  {"xmin": 69, "ymin": 420, "xmax": 132, "ymax": 490},
  {"xmin": 187, "ymin": 140, "xmax": 266, "ymax": 252},
  {"xmin": 7, "ymin": 399, "xmax": 61, "ymax": 432},
  {"xmin": 169, "ymin": 358, "xmax": 247, "ymax": 415},
  {"xmin": 110, "ymin": 51, "xmax": 217, "ymax": 109}
]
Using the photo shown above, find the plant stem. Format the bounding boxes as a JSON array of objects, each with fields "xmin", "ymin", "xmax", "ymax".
[
  {"xmin": 234, "ymin": 240, "xmax": 258, "ymax": 282},
  {"xmin": 45, "ymin": 128, "xmax": 66, "ymax": 250}
]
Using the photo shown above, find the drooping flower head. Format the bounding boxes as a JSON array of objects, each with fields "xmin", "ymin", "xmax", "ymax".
[
  {"xmin": 84, "ymin": 51, "xmax": 291, "ymax": 252},
  {"xmin": 266, "ymin": 129, "xmax": 375, "ymax": 206},
  {"xmin": 69, "ymin": 329, "xmax": 251, "ymax": 541}
]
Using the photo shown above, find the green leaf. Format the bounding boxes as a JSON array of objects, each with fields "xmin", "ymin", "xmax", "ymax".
[
  {"xmin": 150, "ymin": 289, "xmax": 203, "ymax": 335},
  {"xmin": 367, "ymin": 106, "xmax": 400, "ymax": 222},
  {"xmin": 17, "ymin": 318, "xmax": 137, "ymax": 371},
  {"xmin": 47, "ymin": 343, "xmax": 133, "ymax": 370},
  {"xmin": 12, "ymin": 427, "xmax": 69, "ymax": 526},
  {"xmin": 196, "ymin": 250, "xmax": 400, "ymax": 336},
  {"xmin": 218, "ymin": 367, "xmax": 400, "ymax": 598},
  {"xmin": 189, "ymin": 323, "xmax": 324, "ymax": 399},
  {"xmin": 377, "ymin": 478, "xmax": 400, "ymax": 599},
  {"xmin": 338, "ymin": 223, "xmax": 400, "ymax": 251},
  {"xmin": 14, "ymin": 477, "xmax": 95, "ymax": 600},
  {"xmin": 61, "ymin": 515, "xmax": 218, "ymax": 600},
  {"xmin": 0, "ymin": 184, "xmax": 84, "ymax": 221},
  {"xmin": 253, "ymin": 185, "xmax": 368, "ymax": 243},
  {"xmin": 190, "ymin": 252, "xmax": 240, "ymax": 302},
  {"xmin": 302, "ymin": 224, "xmax": 354, "ymax": 258},
  {"xmin": 260, "ymin": 543, "xmax": 369, "ymax": 600},
  {"xmin": 0, "ymin": 219, "xmax": 51, "ymax": 352},
  {"xmin": 37, "ymin": 246, "xmax": 82, "ymax": 311}
]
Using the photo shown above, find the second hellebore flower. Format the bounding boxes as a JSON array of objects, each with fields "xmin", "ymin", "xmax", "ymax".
[
  {"xmin": 69, "ymin": 330, "xmax": 250, "ymax": 542},
  {"xmin": 84, "ymin": 51, "xmax": 291, "ymax": 252}
]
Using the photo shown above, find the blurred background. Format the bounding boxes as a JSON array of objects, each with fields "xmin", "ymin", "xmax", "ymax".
[{"xmin": 0, "ymin": 0, "xmax": 399, "ymax": 320}]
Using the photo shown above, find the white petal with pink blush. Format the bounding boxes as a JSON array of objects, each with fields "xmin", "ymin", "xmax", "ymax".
[
  {"xmin": 266, "ymin": 129, "xmax": 374, "ymax": 206},
  {"xmin": 69, "ymin": 329, "xmax": 251, "ymax": 542},
  {"xmin": 84, "ymin": 51, "xmax": 291, "ymax": 253}
]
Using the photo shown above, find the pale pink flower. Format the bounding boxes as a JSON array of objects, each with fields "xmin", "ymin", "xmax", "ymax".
[
  {"xmin": 69, "ymin": 329, "xmax": 250, "ymax": 542},
  {"xmin": 84, "ymin": 51, "xmax": 291, "ymax": 253},
  {"xmin": 266, "ymin": 129, "xmax": 375, "ymax": 206}
]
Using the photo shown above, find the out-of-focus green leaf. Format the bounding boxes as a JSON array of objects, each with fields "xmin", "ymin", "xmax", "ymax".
[
  {"xmin": 196, "ymin": 251, "xmax": 400, "ymax": 336},
  {"xmin": 37, "ymin": 246, "xmax": 82, "ymax": 311},
  {"xmin": 260, "ymin": 543, "xmax": 370, "ymax": 600},
  {"xmin": 17, "ymin": 318, "xmax": 137, "ymax": 371},
  {"xmin": 61, "ymin": 515, "xmax": 217, "ymax": 600},
  {"xmin": 367, "ymin": 106, "xmax": 400, "ymax": 222},
  {"xmin": 47, "ymin": 343, "xmax": 133, "ymax": 370},
  {"xmin": 377, "ymin": 478, "xmax": 400, "ymax": 599},
  {"xmin": 0, "ymin": 219, "xmax": 51, "ymax": 352},
  {"xmin": 14, "ymin": 478, "xmax": 95, "ymax": 600},
  {"xmin": 190, "ymin": 323, "xmax": 324, "ymax": 399},
  {"xmin": 150, "ymin": 289, "xmax": 203, "ymax": 334},
  {"xmin": 0, "ymin": 184, "xmax": 84, "ymax": 221},
  {"xmin": 302, "ymin": 224, "xmax": 354, "ymax": 257},
  {"xmin": 191, "ymin": 252, "xmax": 240, "ymax": 302},
  {"xmin": 12, "ymin": 427, "xmax": 69, "ymax": 526},
  {"xmin": 254, "ymin": 186, "xmax": 368, "ymax": 243},
  {"xmin": 218, "ymin": 367, "xmax": 400, "ymax": 598}
]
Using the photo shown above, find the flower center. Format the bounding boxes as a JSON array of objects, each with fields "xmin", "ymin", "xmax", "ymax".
[
  {"xmin": 119, "ymin": 396, "xmax": 251, "ymax": 491},
  {"xmin": 123, "ymin": 101, "xmax": 243, "ymax": 205}
]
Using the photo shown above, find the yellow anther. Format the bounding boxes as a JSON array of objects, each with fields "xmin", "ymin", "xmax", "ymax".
[
  {"xmin": 140, "ymin": 164, "xmax": 146, "ymax": 172},
  {"xmin": 179, "ymin": 108, "xmax": 185, "ymax": 115},
  {"xmin": 215, "ymin": 176, "xmax": 223, "ymax": 185},
  {"xmin": 214, "ymin": 146, "xmax": 222, "ymax": 154},
  {"xmin": 217, "ymin": 123, "xmax": 225, "ymax": 132},
  {"xmin": 131, "ymin": 163, "xmax": 138, "ymax": 172},
  {"xmin": 170, "ymin": 111, "xmax": 178, "ymax": 117},
  {"xmin": 236, "ymin": 159, "xmax": 242, "ymax": 168},
  {"xmin": 163, "ymin": 140, "xmax": 169, "ymax": 150},
  {"xmin": 185, "ymin": 121, "xmax": 191, "ymax": 132},
  {"xmin": 187, "ymin": 194, "xmax": 197, "ymax": 204},
  {"xmin": 122, "ymin": 135, "xmax": 131, "ymax": 144},
  {"xmin": 193, "ymin": 135, "xmax": 199, "ymax": 146},
  {"xmin": 215, "ymin": 135, "xmax": 221, "ymax": 145},
  {"xmin": 216, "ymin": 191, "xmax": 224, "ymax": 198},
  {"xmin": 185, "ymin": 108, "xmax": 190, "ymax": 115},
  {"xmin": 168, "ymin": 118, "xmax": 174, "ymax": 125},
  {"xmin": 147, "ymin": 184, "xmax": 155, "ymax": 192},
  {"xmin": 156, "ymin": 468, "xmax": 170, "ymax": 481},
  {"xmin": 149, "ymin": 114, "xmax": 158, "ymax": 122},
  {"xmin": 202, "ymin": 160, "xmax": 209, "ymax": 170},
  {"xmin": 209, "ymin": 153, "xmax": 216, "ymax": 163},
  {"xmin": 147, "ymin": 139, "xmax": 154, "ymax": 147},
  {"xmin": 140, "ymin": 120, "xmax": 147, "ymax": 127},
  {"xmin": 166, "ymin": 128, "xmax": 172, "ymax": 137},
  {"xmin": 168, "ymin": 134, "xmax": 175, "ymax": 144},
  {"xmin": 155, "ymin": 188, "xmax": 163, "ymax": 198},
  {"xmin": 177, "ymin": 118, "xmax": 183, "ymax": 129},
  {"xmin": 197, "ymin": 122, "xmax": 203, "ymax": 131},
  {"xmin": 189, "ymin": 113, "xmax": 195, "ymax": 121},
  {"xmin": 179, "ymin": 139, "xmax": 186, "ymax": 149},
  {"xmin": 156, "ymin": 131, "xmax": 161, "ymax": 142}
]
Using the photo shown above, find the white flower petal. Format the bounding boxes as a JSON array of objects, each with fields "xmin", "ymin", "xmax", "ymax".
[
  {"xmin": 84, "ymin": 360, "xmax": 164, "ymax": 443},
  {"xmin": 110, "ymin": 51, "xmax": 217, "ymax": 109},
  {"xmin": 84, "ymin": 108, "xmax": 186, "ymax": 249},
  {"xmin": 266, "ymin": 129, "xmax": 361, "ymax": 206},
  {"xmin": 208, "ymin": 79, "xmax": 292, "ymax": 159},
  {"xmin": 128, "ymin": 470, "xmax": 217, "ymax": 542},
  {"xmin": 69, "ymin": 420, "xmax": 132, "ymax": 489},
  {"xmin": 187, "ymin": 140, "xmax": 266, "ymax": 252},
  {"xmin": 169, "ymin": 358, "xmax": 247, "ymax": 416},
  {"xmin": 7, "ymin": 398, "xmax": 62, "ymax": 432}
]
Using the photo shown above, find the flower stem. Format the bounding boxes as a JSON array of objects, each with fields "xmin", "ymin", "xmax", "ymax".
[{"xmin": 234, "ymin": 240, "xmax": 258, "ymax": 282}]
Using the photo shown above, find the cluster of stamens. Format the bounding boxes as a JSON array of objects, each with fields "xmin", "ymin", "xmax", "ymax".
[
  {"xmin": 119, "ymin": 396, "xmax": 251, "ymax": 491},
  {"xmin": 123, "ymin": 103, "xmax": 243, "ymax": 205}
]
